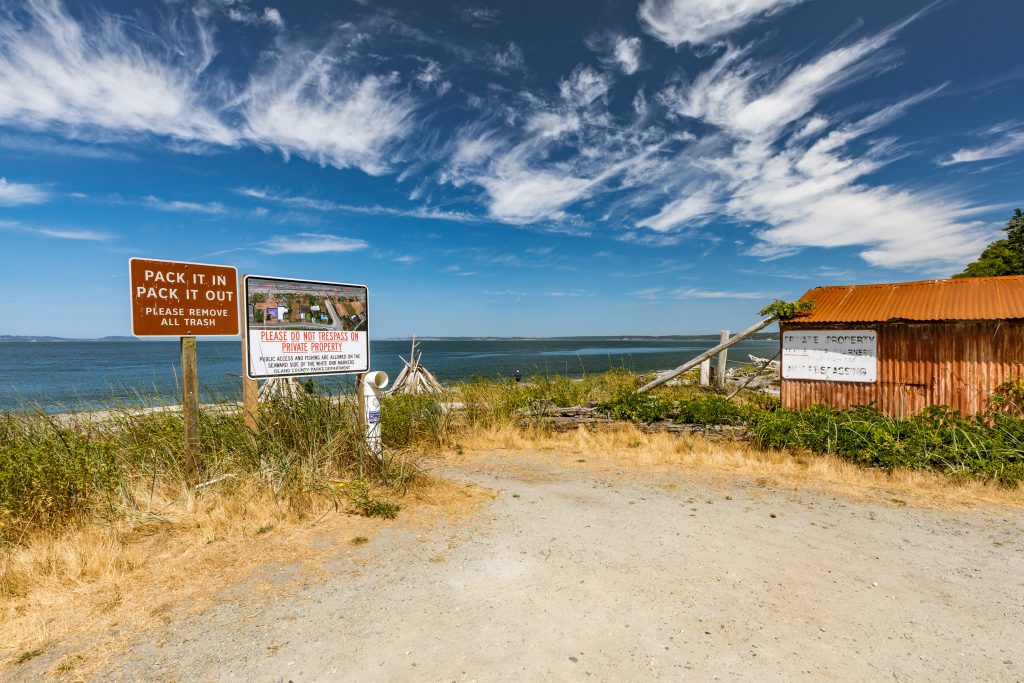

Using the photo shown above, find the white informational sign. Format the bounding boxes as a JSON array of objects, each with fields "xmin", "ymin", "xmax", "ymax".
[
  {"xmin": 243, "ymin": 275, "xmax": 369, "ymax": 379},
  {"xmin": 782, "ymin": 329, "xmax": 877, "ymax": 383}
]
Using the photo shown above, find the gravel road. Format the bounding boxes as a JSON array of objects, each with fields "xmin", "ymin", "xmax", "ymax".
[{"xmin": 73, "ymin": 450, "xmax": 1024, "ymax": 681}]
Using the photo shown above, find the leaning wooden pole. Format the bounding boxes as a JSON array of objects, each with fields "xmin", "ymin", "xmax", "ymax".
[{"xmin": 637, "ymin": 315, "xmax": 778, "ymax": 393}]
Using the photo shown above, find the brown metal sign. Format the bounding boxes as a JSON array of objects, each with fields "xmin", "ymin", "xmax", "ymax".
[{"xmin": 130, "ymin": 258, "xmax": 239, "ymax": 336}]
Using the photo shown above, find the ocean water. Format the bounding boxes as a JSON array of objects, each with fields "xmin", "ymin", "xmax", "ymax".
[{"xmin": 0, "ymin": 337, "xmax": 780, "ymax": 413}]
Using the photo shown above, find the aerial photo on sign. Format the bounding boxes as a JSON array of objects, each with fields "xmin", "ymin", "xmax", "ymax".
[
  {"xmin": 244, "ymin": 275, "xmax": 369, "ymax": 378},
  {"xmin": 782, "ymin": 329, "xmax": 877, "ymax": 383},
  {"xmin": 129, "ymin": 258, "xmax": 239, "ymax": 337}
]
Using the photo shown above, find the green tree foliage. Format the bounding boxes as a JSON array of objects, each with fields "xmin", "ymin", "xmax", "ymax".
[
  {"xmin": 954, "ymin": 208, "xmax": 1024, "ymax": 278},
  {"xmin": 758, "ymin": 299, "xmax": 815, "ymax": 320}
]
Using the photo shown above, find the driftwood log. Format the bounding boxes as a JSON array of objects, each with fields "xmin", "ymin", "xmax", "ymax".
[
  {"xmin": 520, "ymin": 404, "xmax": 748, "ymax": 440},
  {"xmin": 637, "ymin": 315, "xmax": 778, "ymax": 393}
]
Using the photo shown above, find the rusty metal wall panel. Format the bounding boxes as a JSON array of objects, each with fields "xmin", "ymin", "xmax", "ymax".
[
  {"xmin": 795, "ymin": 275, "xmax": 1024, "ymax": 324},
  {"xmin": 780, "ymin": 321, "xmax": 1024, "ymax": 416}
]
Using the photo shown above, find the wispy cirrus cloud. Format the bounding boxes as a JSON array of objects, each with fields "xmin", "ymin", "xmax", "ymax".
[
  {"xmin": 0, "ymin": 0, "xmax": 416, "ymax": 174},
  {"xmin": 638, "ymin": 0, "xmax": 806, "ymax": 47},
  {"xmin": 257, "ymin": 232, "xmax": 369, "ymax": 254},
  {"xmin": 440, "ymin": 65, "xmax": 665, "ymax": 226},
  {"xmin": 630, "ymin": 287, "xmax": 663, "ymax": 300},
  {"xmin": 1, "ymin": 220, "xmax": 112, "ymax": 241},
  {"xmin": 625, "ymin": 14, "xmax": 988, "ymax": 268},
  {"xmin": 937, "ymin": 121, "xmax": 1024, "ymax": 166},
  {"xmin": 459, "ymin": 7, "xmax": 501, "ymax": 28},
  {"xmin": 234, "ymin": 187, "xmax": 480, "ymax": 223},
  {"xmin": 670, "ymin": 287, "xmax": 767, "ymax": 299},
  {"xmin": 586, "ymin": 33, "xmax": 643, "ymax": 75},
  {"xmin": 143, "ymin": 196, "xmax": 227, "ymax": 215},
  {"xmin": 0, "ymin": 177, "xmax": 48, "ymax": 205}
]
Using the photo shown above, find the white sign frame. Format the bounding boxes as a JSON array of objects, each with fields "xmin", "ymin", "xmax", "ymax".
[
  {"xmin": 243, "ymin": 275, "xmax": 370, "ymax": 379},
  {"xmin": 782, "ymin": 329, "xmax": 877, "ymax": 383}
]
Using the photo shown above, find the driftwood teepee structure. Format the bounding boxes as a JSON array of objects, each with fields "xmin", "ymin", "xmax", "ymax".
[
  {"xmin": 388, "ymin": 336, "xmax": 444, "ymax": 395},
  {"xmin": 258, "ymin": 376, "xmax": 307, "ymax": 401}
]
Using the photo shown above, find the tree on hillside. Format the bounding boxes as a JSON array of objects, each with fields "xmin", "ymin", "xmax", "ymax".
[{"xmin": 954, "ymin": 208, "xmax": 1024, "ymax": 278}]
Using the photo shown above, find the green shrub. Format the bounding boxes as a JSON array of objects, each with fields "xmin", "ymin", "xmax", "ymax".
[
  {"xmin": 674, "ymin": 394, "xmax": 745, "ymax": 425},
  {"xmin": 381, "ymin": 393, "xmax": 453, "ymax": 449},
  {"xmin": 599, "ymin": 390, "xmax": 674, "ymax": 423},
  {"xmin": 750, "ymin": 404, "xmax": 1024, "ymax": 486},
  {"xmin": 0, "ymin": 416, "xmax": 122, "ymax": 536},
  {"xmin": 758, "ymin": 298, "xmax": 815, "ymax": 320}
]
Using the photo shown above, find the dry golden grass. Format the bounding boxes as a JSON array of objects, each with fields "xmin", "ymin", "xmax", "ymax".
[
  {"xmin": 0, "ymin": 476, "xmax": 491, "ymax": 678},
  {"xmin": 451, "ymin": 423, "xmax": 1024, "ymax": 510}
]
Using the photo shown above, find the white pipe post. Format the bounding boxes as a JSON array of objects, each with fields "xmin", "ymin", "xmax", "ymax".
[{"xmin": 361, "ymin": 370, "xmax": 389, "ymax": 458}]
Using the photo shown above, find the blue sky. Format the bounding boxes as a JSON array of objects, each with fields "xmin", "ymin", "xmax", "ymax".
[{"xmin": 1, "ymin": 0, "xmax": 1022, "ymax": 338}]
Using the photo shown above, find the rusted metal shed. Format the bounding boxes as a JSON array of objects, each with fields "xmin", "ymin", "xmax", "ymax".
[{"xmin": 779, "ymin": 275, "xmax": 1024, "ymax": 416}]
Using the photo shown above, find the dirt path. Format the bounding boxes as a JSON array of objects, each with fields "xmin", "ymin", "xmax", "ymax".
[{"xmin": 28, "ymin": 449, "xmax": 1024, "ymax": 681}]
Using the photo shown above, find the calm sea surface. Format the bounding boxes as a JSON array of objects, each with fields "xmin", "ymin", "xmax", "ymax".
[{"xmin": 0, "ymin": 337, "xmax": 780, "ymax": 412}]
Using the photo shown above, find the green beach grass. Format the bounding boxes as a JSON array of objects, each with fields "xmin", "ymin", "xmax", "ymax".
[{"xmin": 3, "ymin": 368, "xmax": 1024, "ymax": 550}]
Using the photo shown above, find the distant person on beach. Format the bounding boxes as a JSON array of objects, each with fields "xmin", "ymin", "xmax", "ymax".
[{"xmin": 514, "ymin": 370, "xmax": 522, "ymax": 383}]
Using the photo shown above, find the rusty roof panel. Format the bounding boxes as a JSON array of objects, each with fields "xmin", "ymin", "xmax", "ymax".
[{"xmin": 794, "ymin": 275, "xmax": 1024, "ymax": 323}]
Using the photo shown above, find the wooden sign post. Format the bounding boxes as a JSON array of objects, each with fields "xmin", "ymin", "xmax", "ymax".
[
  {"xmin": 239, "ymin": 277, "xmax": 259, "ymax": 435},
  {"xmin": 129, "ymin": 258, "xmax": 240, "ymax": 477},
  {"xmin": 180, "ymin": 336, "xmax": 200, "ymax": 473}
]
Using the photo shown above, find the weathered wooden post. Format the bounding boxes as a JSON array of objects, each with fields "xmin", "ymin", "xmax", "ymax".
[
  {"xmin": 716, "ymin": 329, "xmax": 730, "ymax": 387},
  {"xmin": 638, "ymin": 316, "xmax": 777, "ymax": 393},
  {"xmin": 129, "ymin": 258, "xmax": 239, "ymax": 480},
  {"xmin": 180, "ymin": 335, "xmax": 200, "ymax": 474},
  {"xmin": 700, "ymin": 358, "xmax": 711, "ymax": 387},
  {"xmin": 240, "ymin": 273, "xmax": 259, "ymax": 435}
]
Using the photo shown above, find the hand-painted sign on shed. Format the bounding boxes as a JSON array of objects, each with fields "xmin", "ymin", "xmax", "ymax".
[
  {"xmin": 782, "ymin": 330, "xmax": 876, "ymax": 383},
  {"xmin": 243, "ymin": 275, "xmax": 369, "ymax": 379},
  {"xmin": 129, "ymin": 258, "xmax": 239, "ymax": 337}
]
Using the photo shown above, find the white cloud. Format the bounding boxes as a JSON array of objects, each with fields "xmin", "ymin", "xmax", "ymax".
[
  {"xmin": 670, "ymin": 287, "xmax": 766, "ymax": 299},
  {"xmin": 262, "ymin": 8, "xmax": 285, "ymax": 29},
  {"xmin": 394, "ymin": 254, "xmax": 418, "ymax": 264},
  {"xmin": 2, "ymin": 221, "xmax": 111, "ymax": 240},
  {"xmin": 938, "ymin": 123, "xmax": 1024, "ymax": 166},
  {"xmin": 559, "ymin": 67, "xmax": 612, "ymax": 106},
  {"xmin": 459, "ymin": 7, "xmax": 501, "ymax": 28},
  {"xmin": 0, "ymin": 1, "xmax": 415, "ymax": 175},
  {"xmin": 258, "ymin": 232, "xmax": 369, "ymax": 254},
  {"xmin": 479, "ymin": 169, "xmax": 595, "ymax": 224},
  {"xmin": 143, "ymin": 196, "xmax": 227, "ymax": 214},
  {"xmin": 637, "ymin": 192, "xmax": 716, "ymax": 232},
  {"xmin": 629, "ymin": 17, "xmax": 987, "ymax": 269},
  {"xmin": 0, "ymin": 0, "xmax": 234, "ymax": 144},
  {"xmin": 586, "ymin": 33, "xmax": 643, "ymax": 75},
  {"xmin": 238, "ymin": 58, "xmax": 415, "ymax": 175},
  {"xmin": 30, "ymin": 226, "xmax": 111, "ymax": 241},
  {"xmin": 613, "ymin": 37, "xmax": 642, "ymax": 75},
  {"xmin": 638, "ymin": 0, "xmax": 806, "ymax": 47},
  {"xmin": 630, "ymin": 287, "xmax": 663, "ymax": 300},
  {"xmin": 0, "ymin": 177, "xmax": 48, "ymax": 205},
  {"xmin": 234, "ymin": 186, "xmax": 480, "ymax": 223},
  {"xmin": 491, "ymin": 43, "xmax": 525, "ymax": 72}
]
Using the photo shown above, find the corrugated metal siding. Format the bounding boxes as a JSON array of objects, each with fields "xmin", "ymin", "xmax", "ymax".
[
  {"xmin": 780, "ymin": 321, "xmax": 1024, "ymax": 416},
  {"xmin": 796, "ymin": 275, "xmax": 1024, "ymax": 323}
]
